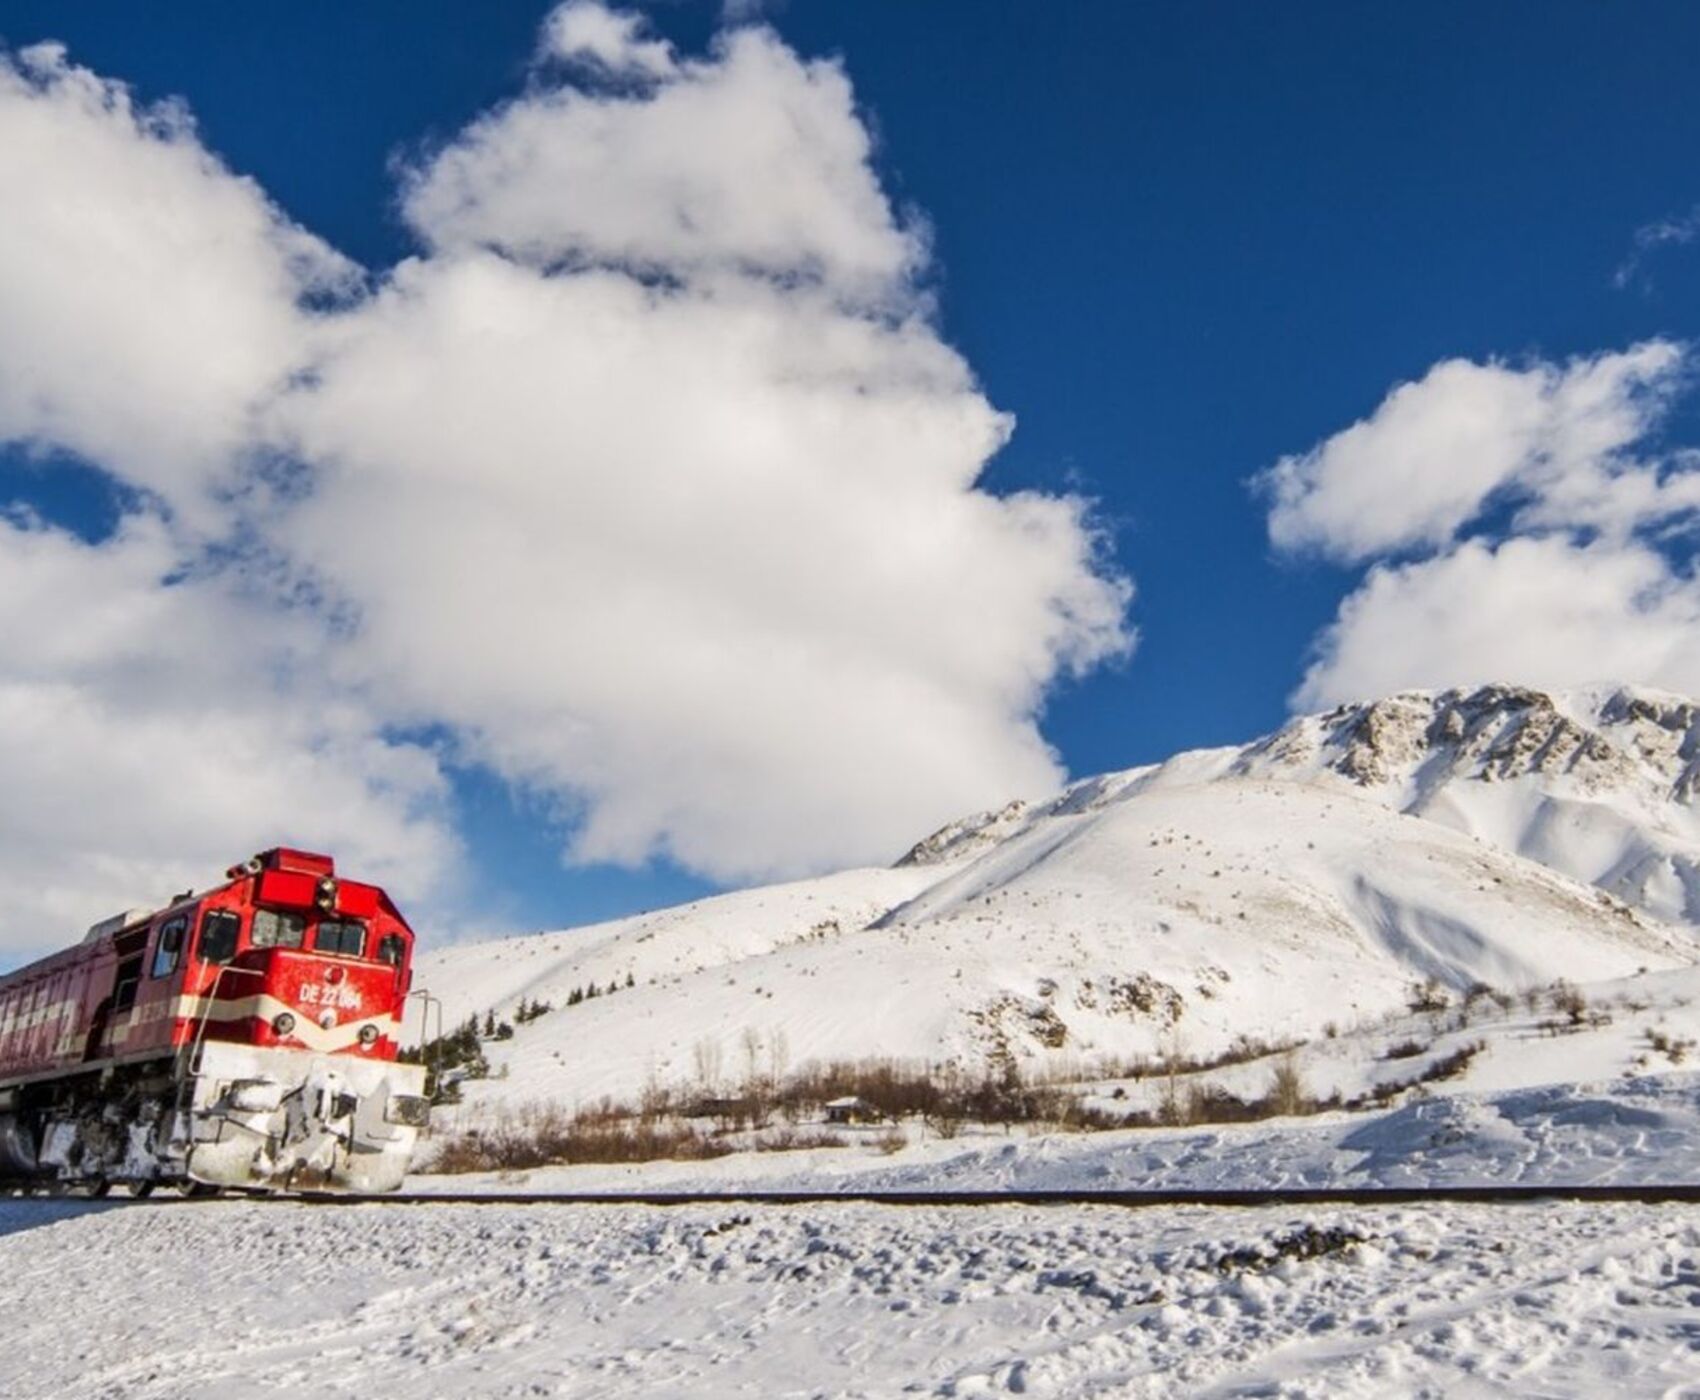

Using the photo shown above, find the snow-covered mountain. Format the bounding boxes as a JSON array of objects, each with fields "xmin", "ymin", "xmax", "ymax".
[
  {"xmin": 902, "ymin": 684, "xmax": 1700, "ymax": 923},
  {"xmin": 418, "ymin": 684, "xmax": 1700, "ymax": 1106}
]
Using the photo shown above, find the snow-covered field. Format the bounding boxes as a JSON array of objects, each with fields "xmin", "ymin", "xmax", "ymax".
[
  {"xmin": 409, "ymin": 1071, "xmax": 1700, "ymax": 1198},
  {"xmin": 15, "ymin": 683, "xmax": 1700, "ymax": 1396},
  {"xmin": 5, "ymin": 1195, "xmax": 1699, "ymax": 1398}
]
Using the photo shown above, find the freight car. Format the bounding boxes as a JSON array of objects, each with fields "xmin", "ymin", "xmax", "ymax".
[{"xmin": 0, "ymin": 848, "xmax": 431, "ymax": 1194}]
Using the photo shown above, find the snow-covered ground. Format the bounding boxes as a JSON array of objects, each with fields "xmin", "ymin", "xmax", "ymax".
[
  {"xmin": 409, "ymin": 1072, "xmax": 1700, "ymax": 1198},
  {"xmin": 410, "ymin": 961, "xmax": 1700, "ymax": 1196},
  {"xmin": 13, "ymin": 684, "xmax": 1700, "ymax": 1396},
  {"xmin": 5, "ymin": 1195, "xmax": 1699, "ymax": 1397}
]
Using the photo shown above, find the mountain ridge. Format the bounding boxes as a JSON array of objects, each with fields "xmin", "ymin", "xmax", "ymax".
[{"xmin": 900, "ymin": 683, "xmax": 1700, "ymax": 927}]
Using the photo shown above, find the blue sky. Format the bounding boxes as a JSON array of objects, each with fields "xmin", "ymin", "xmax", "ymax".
[{"xmin": 3, "ymin": 2, "xmax": 1700, "ymax": 949}]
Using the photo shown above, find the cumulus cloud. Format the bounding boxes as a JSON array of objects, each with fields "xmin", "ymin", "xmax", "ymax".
[
  {"xmin": 401, "ymin": 22, "xmax": 920, "ymax": 303},
  {"xmin": 542, "ymin": 0, "xmax": 678, "ymax": 79},
  {"xmin": 0, "ymin": 512, "xmax": 456, "ymax": 948},
  {"xmin": 0, "ymin": 5, "xmax": 1131, "ymax": 949},
  {"xmin": 277, "ymin": 13, "xmax": 1129, "ymax": 879},
  {"xmin": 1293, "ymin": 536, "xmax": 1700, "ymax": 708},
  {"xmin": 1265, "ymin": 342, "xmax": 1700, "ymax": 708},
  {"xmin": 0, "ymin": 43, "xmax": 353, "ymax": 524},
  {"xmin": 1260, "ymin": 342, "xmax": 1683, "ymax": 562}
]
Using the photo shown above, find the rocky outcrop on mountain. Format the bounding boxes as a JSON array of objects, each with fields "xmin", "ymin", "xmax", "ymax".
[
  {"xmin": 897, "ymin": 798, "xmax": 1030, "ymax": 867},
  {"xmin": 1240, "ymin": 685, "xmax": 1700, "ymax": 928},
  {"xmin": 899, "ymin": 684, "xmax": 1700, "ymax": 930}
]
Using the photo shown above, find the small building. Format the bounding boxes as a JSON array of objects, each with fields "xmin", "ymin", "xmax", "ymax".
[{"xmin": 824, "ymin": 1095, "xmax": 881, "ymax": 1125}]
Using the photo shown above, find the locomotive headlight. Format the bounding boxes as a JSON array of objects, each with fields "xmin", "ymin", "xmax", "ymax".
[
  {"xmin": 357, "ymin": 1024, "xmax": 379, "ymax": 1047},
  {"xmin": 317, "ymin": 1008, "xmax": 336, "ymax": 1030},
  {"xmin": 271, "ymin": 1011, "xmax": 296, "ymax": 1037}
]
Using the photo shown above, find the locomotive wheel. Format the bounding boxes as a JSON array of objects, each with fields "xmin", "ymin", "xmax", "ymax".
[
  {"xmin": 126, "ymin": 1180, "xmax": 155, "ymax": 1199},
  {"xmin": 85, "ymin": 1177, "xmax": 112, "ymax": 1198},
  {"xmin": 180, "ymin": 1181, "xmax": 223, "ymax": 1198}
]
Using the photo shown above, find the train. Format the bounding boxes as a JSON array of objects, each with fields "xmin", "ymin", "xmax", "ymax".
[{"xmin": 0, "ymin": 847, "xmax": 431, "ymax": 1195}]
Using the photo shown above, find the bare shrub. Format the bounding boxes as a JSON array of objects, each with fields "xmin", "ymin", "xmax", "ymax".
[
  {"xmin": 1159, "ymin": 1074, "xmax": 1340, "ymax": 1128},
  {"xmin": 1419, "ymin": 1040, "xmax": 1484, "ymax": 1083},
  {"xmin": 1382, "ymin": 1038, "xmax": 1427, "ymax": 1061},
  {"xmin": 1646, "ymin": 1027, "xmax": 1696, "ymax": 1065},
  {"xmin": 1407, "ymin": 978, "xmax": 1450, "ymax": 1013},
  {"xmin": 753, "ymin": 1127, "xmax": 846, "ymax": 1153},
  {"xmin": 871, "ymin": 1127, "xmax": 907, "ymax": 1156},
  {"xmin": 1268, "ymin": 1054, "xmax": 1310, "ymax": 1117},
  {"xmin": 638, "ymin": 1074, "xmax": 673, "ymax": 1123},
  {"xmin": 1549, "ymin": 980, "xmax": 1588, "ymax": 1026},
  {"xmin": 1359, "ymin": 1039, "xmax": 1486, "ymax": 1107},
  {"xmin": 424, "ymin": 1107, "xmax": 732, "ymax": 1173}
]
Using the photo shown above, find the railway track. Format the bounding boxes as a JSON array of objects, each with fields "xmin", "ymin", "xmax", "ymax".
[
  {"xmin": 9, "ymin": 1183, "xmax": 1700, "ymax": 1208},
  {"xmin": 296, "ymin": 1184, "xmax": 1700, "ymax": 1208}
]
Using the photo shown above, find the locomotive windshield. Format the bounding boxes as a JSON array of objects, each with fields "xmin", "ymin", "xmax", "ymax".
[
  {"xmin": 251, "ymin": 909, "xmax": 306, "ymax": 949},
  {"xmin": 315, "ymin": 920, "xmax": 366, "ymax": 957},
  {"xmin": 198, "ymin": 909, "xmax": 240, "ymax": 964}
]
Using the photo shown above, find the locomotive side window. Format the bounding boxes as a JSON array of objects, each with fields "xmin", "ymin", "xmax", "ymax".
[
  {"xmin": 251, "ymin": 909, "xmax": 306, "ymax": 949},
  {"xmin": 113, "ymin": 963, "xmax": 142, "ymax": 1013},
  {"xmin": 150, "ymin": 917, "xmax": 187, "ymax": 978},
  {"xmin": 316, "ymin": 920, "xmax": 366, "ymax": 958},
  {"xmin": 376, "ymin": 934, "xmax": 406, "ymax": 967},
  {"xmin": 198, "ymin": 909, "xmax": 241, "ymax": 965}
]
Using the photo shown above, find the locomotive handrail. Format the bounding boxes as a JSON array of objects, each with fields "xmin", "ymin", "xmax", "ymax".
[
  {"xmin": 164, "ymin": 963, "xmax": 267, "ymax": 1167},
  {"xmin": 184, "ymin": 964, "xmax": 265, "ymax": 1078},
  {"xmin": 406, "ymin": 989, "xmax": 444, "ymax": 1125}
]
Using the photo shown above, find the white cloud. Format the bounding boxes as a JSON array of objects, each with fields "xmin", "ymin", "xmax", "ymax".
[
  {"xmin": 401, "ymin": 23, "xmax": 920, "ymax": 305},
  {"xmin": 1260, "ymin": 342, "xmax": 1682, "ymax": 563},
  {"xmin": 1614, "ymin": 205, "xmax": 1700, "ymax": 290},
  {"xmin": 0, "ymin": 513, "xmax": 456, "ymax": 953},
  {"xmin": 1293, "ymin": 536, "xmax": 1700, "ymax": 708},
  {"xmin": 278, "ymin": 13, "xmax": 1131, "ymax": 880},
  {"xmin": 541, "ymin": 1, "xmax": 678, "ymax": 79},
  {"xmin": 1267, "ymin": 342, "xmax": 1700, "ymax": 708},
  {"xmin": 0, "ymin": 4, "xmax": 1132, "ymax": 945},
  {"xmin": 0, "ymin": 43, "xmax": 352, "ymax": 526}
]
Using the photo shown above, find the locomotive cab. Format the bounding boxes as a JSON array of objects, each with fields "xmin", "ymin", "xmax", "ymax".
[{"xmin": 0, "ymin": 847, "xmax": 430, "ymax": 1194}]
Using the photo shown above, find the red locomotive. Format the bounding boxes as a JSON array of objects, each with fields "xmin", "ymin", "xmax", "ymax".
[{"xmin": 0, "ymin": 848, "xmax": 430, "ymax": 1194}]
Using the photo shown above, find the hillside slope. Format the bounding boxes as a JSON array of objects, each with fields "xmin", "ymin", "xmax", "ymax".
[{"xmin": 418, "ymin": 684, "xmax": 1700, "ymax": 1107}]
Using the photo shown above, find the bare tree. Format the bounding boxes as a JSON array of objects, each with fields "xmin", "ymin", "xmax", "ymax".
[
  {"xmin": 1269, "ymin": 1052, "xmax": 1309, "ymax": 1117},
  {"xmin": 1159, "ymin": 1025, "xmax": 1188, "ymax": 1126},
  {"xmin": 692, "ymin": 1037, "xmax": 723, "ymax": 1096},
  {"xmin": 740, "ymin": 1026, "xmax": 764, "ymax": 1087}
]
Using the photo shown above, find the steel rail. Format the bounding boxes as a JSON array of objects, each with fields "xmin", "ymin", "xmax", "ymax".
[
  {"xmin": 287, "ymin": 1184, "xmax": 1700, "ymax": 1208},
  {"xmin": 8, "ymin": 1183, "xmax": 1694, "ymax": 1209}
]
